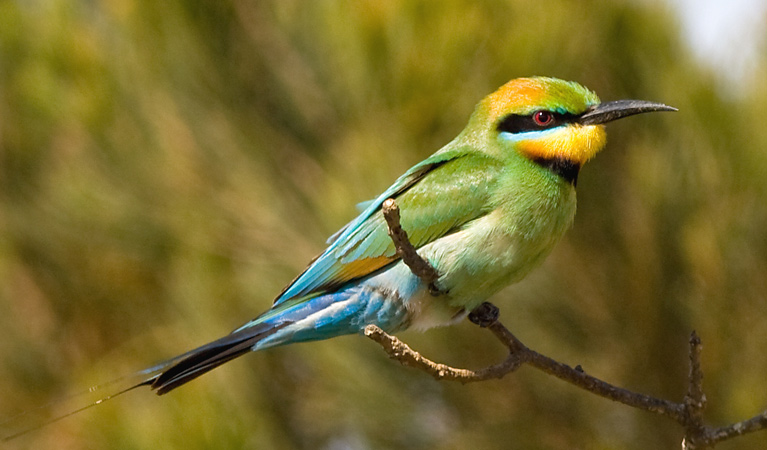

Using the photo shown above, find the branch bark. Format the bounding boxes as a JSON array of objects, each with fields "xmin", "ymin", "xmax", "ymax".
[
  {"xmin": 382, "ymin": 198, "xmax": 442, "ymax": 295},
  {"xmin": 370, "ymin": 197, "xmax": 767, "ymax": 449}
]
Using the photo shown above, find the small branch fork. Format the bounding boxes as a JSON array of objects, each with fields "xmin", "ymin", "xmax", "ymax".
[{"xmin": 366, "ymin": 198, "xmax": 767, "ymax": 449}]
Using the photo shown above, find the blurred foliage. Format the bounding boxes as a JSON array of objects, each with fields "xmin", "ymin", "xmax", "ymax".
[{"xmin": 1, "ymin": 0, "xmax": 766, "ymax": 449}]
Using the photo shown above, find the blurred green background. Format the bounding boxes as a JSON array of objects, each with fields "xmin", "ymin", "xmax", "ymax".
[{"xmin": 1, "ymin": 0, "xmax": 766, "ymax": 449}]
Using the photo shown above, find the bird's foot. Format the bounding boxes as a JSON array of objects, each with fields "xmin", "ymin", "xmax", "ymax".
[{"xmin": 468, "ymin": 302, "xmax": 499, "ymax": 327}]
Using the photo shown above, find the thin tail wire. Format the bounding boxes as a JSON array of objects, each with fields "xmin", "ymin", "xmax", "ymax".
[
  {"xmin": 0, "ymin": 356, "xmax": 180, "ymax": 442},
  {"xmin": 0, "ymin": 320, "xmax": 284, "ymax": 441},
  {"xmin": 1, "ymin": 378, "xmax": 152, "ymax": 442},
  {"xmin": 0, "ymin": 317, "xmax": 285, "ymax": 441}
]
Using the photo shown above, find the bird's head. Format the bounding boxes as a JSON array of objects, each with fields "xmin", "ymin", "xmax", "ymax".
[{"xmin": 465, "ymin": 77, "xmax": 675, "ymax": 184}]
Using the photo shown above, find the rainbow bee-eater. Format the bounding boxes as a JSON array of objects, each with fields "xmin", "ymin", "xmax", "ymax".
[
  {"xmin": 139, "ymin": 77, "xmax": 674, "ymax": 394},
  {"xmin": 54, "ymin": 78, "xmax": 671, "ymax": 400}
]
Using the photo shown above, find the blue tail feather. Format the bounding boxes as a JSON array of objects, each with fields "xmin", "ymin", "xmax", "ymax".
[{"xmin": 150, "ymin": 283, "xmax": 411, "ymax": 395}]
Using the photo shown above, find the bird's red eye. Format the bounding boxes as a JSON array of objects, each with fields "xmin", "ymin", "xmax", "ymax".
[{"xmin": 533, "ymin": 111, "xmax": 553, "ymax": 126}]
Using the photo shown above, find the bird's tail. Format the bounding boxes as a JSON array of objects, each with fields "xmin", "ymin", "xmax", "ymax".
[{"xmin": 149, "ymin": 284, "xmax": 410, "ymax": 394}]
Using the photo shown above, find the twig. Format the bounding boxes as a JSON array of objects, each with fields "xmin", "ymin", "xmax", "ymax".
[
  {"xmin": 371, "ymin": 197, "xmax": 767, "ymax": 449},
  {"xmin": 382, "ymin": 198, "xmax": 442, "ymax": 295},
  {"xmin": 682, "ymin": 331, "xmax": 707, "ymax": 449},
  {"xmin": 703, "ymin": 410, "xmax": 767, "ymax": 446},
  {"xmin": 364, "ymin": 325, "xmax": 522, "ymax": 382}
]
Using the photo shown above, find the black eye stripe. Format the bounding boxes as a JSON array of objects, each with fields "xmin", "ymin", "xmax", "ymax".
[{"xmin": 497, "ymin": 111, "xmax": 579, "ymax": 134}]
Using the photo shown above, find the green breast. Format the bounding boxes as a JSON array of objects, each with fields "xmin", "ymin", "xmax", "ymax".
[{"xmin": 424, "ymin": 156, "xmax": 577, "ymax": 309}]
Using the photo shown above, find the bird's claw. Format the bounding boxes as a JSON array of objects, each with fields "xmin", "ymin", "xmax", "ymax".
[{"xmin": 468, "ymin": 302, "xmax": 499, "ymax": 327}]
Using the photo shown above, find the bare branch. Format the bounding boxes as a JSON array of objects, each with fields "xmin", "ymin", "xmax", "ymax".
[
  {"xmin": 382, "ymin": 198, "xmax": 442, "ymax": 295},
  {"xmin": 364, "ymin": 324, "xmax": 522, "ymax": 382},
  {"xmin": 494, "ymin": 319, "xmax": 687, "ymax": 421},
  {"xmin": 682, "ymin": 331, "xmax": 708, "ymax": 449},
  {"xmin": 705, "ymin": 410, "xmax": 767, "ymax": 446},
  {"xmin": 372, "ymin": 197, "xmax": 767, "ymax": 449}
]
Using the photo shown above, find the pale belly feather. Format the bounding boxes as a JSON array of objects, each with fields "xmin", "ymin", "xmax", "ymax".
[{"xmin": 403, "ymin": 188, "xmax": 576, "ymax": 330}]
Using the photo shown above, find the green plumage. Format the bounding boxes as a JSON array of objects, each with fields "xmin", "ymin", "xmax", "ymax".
[
  {"xmin": 143, "ymin": 77, "xmax": 675, "ymax": 394},
  {"xmin": 272, "ymin": 77, "xmax": 674, "ymax": 327}
]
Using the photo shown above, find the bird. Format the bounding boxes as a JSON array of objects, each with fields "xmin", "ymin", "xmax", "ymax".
[{"xmin": 136, "ymin": 77, "xmax": 674, "ymax": 394}]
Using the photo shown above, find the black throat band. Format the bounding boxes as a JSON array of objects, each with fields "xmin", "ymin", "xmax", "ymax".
[{"xmin": 532, "ymin": 157, "xmax": 581, "ymax": 186}]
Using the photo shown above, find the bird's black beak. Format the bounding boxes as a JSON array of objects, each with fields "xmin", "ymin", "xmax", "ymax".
[{"xmin": 579, "ymin": 100, "xmax": 677, "ymax": 125}]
